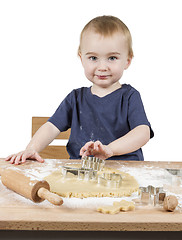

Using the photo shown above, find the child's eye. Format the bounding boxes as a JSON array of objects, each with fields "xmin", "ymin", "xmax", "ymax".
[
  {"xmin": 108, "ymin": 56, "xmax": 117, "ymax": 61},
  {"xmin": 89, "ymin": 56, "xmax": 97, "ymax": 61}
]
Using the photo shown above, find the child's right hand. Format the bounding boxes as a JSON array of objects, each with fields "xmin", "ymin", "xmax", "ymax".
[
  {"xmin": 5, "ymin": 149, "xmax": 44, "ymax": 165},
  {"xmin": 80, "ymin": 140, "xmax": 113, "ymax": 160}
]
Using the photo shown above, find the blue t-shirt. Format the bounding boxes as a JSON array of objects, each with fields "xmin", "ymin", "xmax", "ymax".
[{"xmin": 48, "ymin": 84, "xmax": 154, "ymax": 160}]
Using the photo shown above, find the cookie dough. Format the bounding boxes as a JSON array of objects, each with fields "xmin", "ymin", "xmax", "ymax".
[
  {"xmin": 44, "ymin": 164, "xmax": 139, "ymax": 198},
  {"xmin": 97, "ymin": 200, "xmax": 135, "ymax": 214}
]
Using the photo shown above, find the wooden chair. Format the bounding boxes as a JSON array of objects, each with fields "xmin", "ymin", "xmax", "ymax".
[{"xmin": 32, "ymin": 117, "xmax": 71, "ymax": 159}]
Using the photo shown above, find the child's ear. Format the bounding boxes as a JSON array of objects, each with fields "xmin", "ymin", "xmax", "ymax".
[
  {"xmin": 124, "ymin": 56, "xmax": 132, "ymax": 70},
  {"xmin": 78, "ymin": 52, "xmax": 82, "ymax": 63}
]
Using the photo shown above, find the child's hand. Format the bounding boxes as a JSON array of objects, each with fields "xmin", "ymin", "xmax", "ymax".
[
  {"xmin": 5, "ymin": 149, "xmax": 44, "ymax": 165},
  {"xmin": 80, "ymin": 140, "xmax": 113, "ymax": 160}
]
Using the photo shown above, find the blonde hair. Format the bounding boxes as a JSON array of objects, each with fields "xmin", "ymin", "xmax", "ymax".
[{"xmin": 78, "ymin": 15, "xmax": 134, "ymax": 58}]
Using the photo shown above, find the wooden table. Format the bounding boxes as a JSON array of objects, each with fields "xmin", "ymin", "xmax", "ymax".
[{"xmin": 0, "ymin": 158, "xmax": 182, "ymax": 233}]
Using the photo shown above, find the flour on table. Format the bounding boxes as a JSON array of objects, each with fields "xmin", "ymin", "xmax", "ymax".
[{"xmin": 0, "ymin": 159, "xmax": 182, "ymax": 210}]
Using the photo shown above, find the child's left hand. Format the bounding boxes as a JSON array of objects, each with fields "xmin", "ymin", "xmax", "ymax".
[{"xmin": 80, "ymin": 140, "xmax": 113, "ymax": 160}]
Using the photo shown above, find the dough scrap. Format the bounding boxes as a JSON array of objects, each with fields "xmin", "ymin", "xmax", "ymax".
[
  {"xmin": 97, "ymin": 205, "xmax": 121, "ymax": 214},
  {"xmin": 97, "ymin": 200, "xmax": 135, "ymax": 214},
  {"xmin": 44, "ymin": 165, "xmax": 139, "ymax": 198}
]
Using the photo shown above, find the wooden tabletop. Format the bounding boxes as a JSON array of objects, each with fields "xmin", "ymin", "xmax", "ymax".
[{"xmin": 0, "ymin": 158, "xmax": 182, "ymax": 231}]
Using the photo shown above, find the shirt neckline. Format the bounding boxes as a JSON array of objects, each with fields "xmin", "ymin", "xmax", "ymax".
[{"xmin": 87, "ymin": 84, "xmax": 127, "ymax": 100}]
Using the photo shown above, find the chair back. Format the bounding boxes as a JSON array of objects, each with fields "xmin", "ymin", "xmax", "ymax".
[{"xmin": 32, "ymin": 117, "xmax": 70, "ymax": 159}]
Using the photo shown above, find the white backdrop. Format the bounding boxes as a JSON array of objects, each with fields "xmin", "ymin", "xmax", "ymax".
[{"xmin": 0, "ymin": 0, "xmax": 182, "ymax": 161}]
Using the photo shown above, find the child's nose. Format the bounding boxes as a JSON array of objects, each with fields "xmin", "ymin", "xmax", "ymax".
[{"xmin": 97, "ymin": 60, "xmax": 108, "ymax": 71}]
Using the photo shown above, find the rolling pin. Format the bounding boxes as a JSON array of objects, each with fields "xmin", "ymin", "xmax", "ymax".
[{"xmin": 0, "ymin": 167, "xmax": 63, "ymax": 206}]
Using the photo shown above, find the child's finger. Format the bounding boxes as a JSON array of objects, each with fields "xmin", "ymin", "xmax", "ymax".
[
  {"xmin": 14, "ymin": 154, "xmax": 22, "ymax": 165},
  {"xmin": 80, "ymin": 145, "xmax": 86, "ymax": 155},
  {"xmin": 81, "ymin": 150, "xmax": 90, "ymax": 157},
  {"xmin": 94, "ymin": 140, "xmax": 103, "ymax": 151},
  {"xmin": 5, "ymin": 154, "xmax": 13, "ymax": 161},
  {"xmin": 80, "ymin": 141, "xmax": 94, "ymax": 155},
  {"xmin": 34, "ymin": 153, "xmax": 44, "ymax": 163},
  {"xmin": 9, "ymin": 155, "xmax": 16, "ymax": 164},
  {"xmin": 21, "ymin": 154, "xmax": 28, "ymax": 163}
]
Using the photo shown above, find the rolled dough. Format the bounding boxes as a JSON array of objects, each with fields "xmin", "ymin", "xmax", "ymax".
[{"xmin": 44, "ymin": 165, "xmax": 139, "ymax": 198}]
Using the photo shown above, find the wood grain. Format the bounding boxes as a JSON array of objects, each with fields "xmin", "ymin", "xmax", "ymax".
[
  {"xmin": 32, "ymin": 117, "xmax": 71, "ymax": 140},
  {"xmin": 0, "ymin": 158, "xmax": 182, "ymax": 231}
]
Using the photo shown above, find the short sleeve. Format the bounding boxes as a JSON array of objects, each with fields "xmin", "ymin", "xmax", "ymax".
[
  {"xmin": 128, "ymin": 91, "xmax": 154, "ymax": 138},
  {"xmin": 48, "ymin": 91, "xmax": 73, "ymax": 132}
]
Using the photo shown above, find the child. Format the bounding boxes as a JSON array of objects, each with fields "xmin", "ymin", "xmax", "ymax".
[{"xmin": 6, "ymin": 15, "xmax": 154, "ymax": 165}]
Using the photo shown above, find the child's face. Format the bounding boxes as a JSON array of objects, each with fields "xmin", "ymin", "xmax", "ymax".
[{"xmin": 79, "ymin": 30, "xmax": 132, "ymax": 89}]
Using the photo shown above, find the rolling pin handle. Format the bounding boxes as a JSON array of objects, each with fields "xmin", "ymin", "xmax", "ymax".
[{"xmin": 37, "ymin": 187, "xmax": 63, "ymax": 206}]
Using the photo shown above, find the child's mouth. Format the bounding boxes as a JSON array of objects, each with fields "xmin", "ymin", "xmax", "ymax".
[{"xmin": 96, "ymin": 75, "xmax": 110, "ymax": 80}]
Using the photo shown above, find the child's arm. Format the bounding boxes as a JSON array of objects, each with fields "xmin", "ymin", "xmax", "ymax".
[
  {"xmin": 80, "ymin": 125, "xmax": 150, "ymax": 159},
  {"xmin": 5, "ymin": 122, "xmax": 60, "ymax": 165}
]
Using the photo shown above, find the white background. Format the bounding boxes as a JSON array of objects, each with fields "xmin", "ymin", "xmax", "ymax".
[{"xmin": 0, "ymin": 0, "xmax": 182, "ymax": 161}]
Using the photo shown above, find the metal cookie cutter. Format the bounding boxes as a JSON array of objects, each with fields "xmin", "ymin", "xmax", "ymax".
[
  {"xmin": 165, "ymin": 168, "xmax": 182, "ymax": 186},
  {"xmin": 139, "ymin": 185, "xmax": 166, "ymax": 206},
  {"xmin": 81, "ymin": 156, "xmax": 105, "ymax": 171},
  {"xmin": 98, "ymin": 172, "xmax": 122, "ymax": 188},
  {"xmin": 166, "ymin": 168, "xmax": 182, "ymax": 177},
  {"xmin": 61, "ymin": 157, "xmax": 122, "ymax": 188},
  {"xmin": 61, "ymin": 166, "xmax": 97, "ymax": 181}
]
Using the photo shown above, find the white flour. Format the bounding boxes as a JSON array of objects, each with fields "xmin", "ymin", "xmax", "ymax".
[{"xmin": 0, "ymin": 159, "xmax": 182, "ymax": 210}]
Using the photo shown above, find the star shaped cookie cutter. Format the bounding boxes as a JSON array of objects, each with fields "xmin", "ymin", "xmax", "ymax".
[{"xmin": 138, "ymin": 185, "xmax": 166, "ymax": 206}]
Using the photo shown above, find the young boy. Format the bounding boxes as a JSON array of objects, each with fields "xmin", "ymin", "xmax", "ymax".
[{"xmin": 6, "ymin": 15, "xmax": 154, "ymax": 165}]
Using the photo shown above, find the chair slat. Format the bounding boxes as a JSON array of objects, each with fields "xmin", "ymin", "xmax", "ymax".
[
  {"xmin": 32, "ymin": 117, "xmax": 71, "ymax": 139},
  {"xmin": 32, "ymin": 117, "xmax": 70, "ymax": 159},
  {"xmin": 39, "ymin": 146, "xmax": 70, "ymax": 159}
]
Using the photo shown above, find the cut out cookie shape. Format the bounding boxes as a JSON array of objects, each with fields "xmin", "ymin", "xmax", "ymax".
[{"xmin": 97, "ymin": 199, "xmax": 135, "ymax": 214}]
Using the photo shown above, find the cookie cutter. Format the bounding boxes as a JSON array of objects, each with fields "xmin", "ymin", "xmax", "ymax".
[
  {"xmin": 61, "ymin": 157, "xmax": 122, "ymax": 188},
  {"xmin": 61, "ymin": 166, "xmax": 97, "ymax": 181},
  {"xmin": 165, "ymin": 168, "xmax": 182, "ymax": 186},
  {"xmin": 166, "ymin": 168, "xmax": 182, "ymax": 177},
  {"xmin": 139, "ymin": 185, "xmax": 166, "ymax": 206},
  {"xmin": 61, "ymin": 155, "xmax": 104, "ymax": 180},
  {"xmin": 81, "ymin": 156, "xmax": 105, "ymax": 171},
  {"xmin": 98, "ymin": 172, "xmax": 122, "ymax": 188}
]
